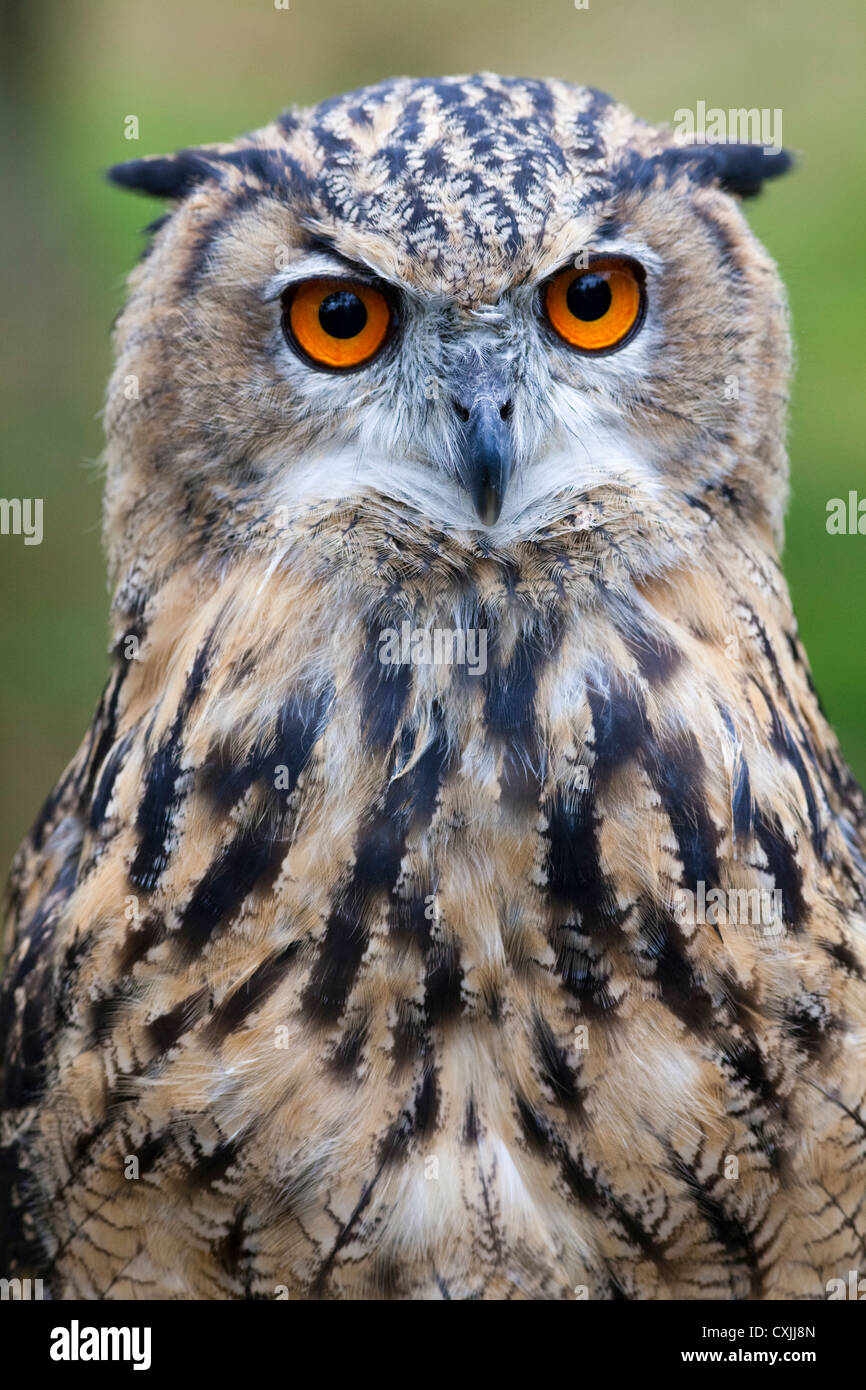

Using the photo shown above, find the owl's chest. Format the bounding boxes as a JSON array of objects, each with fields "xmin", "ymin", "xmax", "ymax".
[{"xmin": 186, "ymin": 731, "xmax": 698, "ymax": 1297}]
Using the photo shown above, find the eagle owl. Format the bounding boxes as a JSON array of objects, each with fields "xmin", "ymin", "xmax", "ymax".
[{"xmin": 2, "ymin": 74, "xmax": 865, "ymax": 1302}]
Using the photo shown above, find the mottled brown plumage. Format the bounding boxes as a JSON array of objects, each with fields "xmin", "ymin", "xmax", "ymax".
[{"xmin": 2, "ymin": 74, "xmax": 865, "ymax": 1300}]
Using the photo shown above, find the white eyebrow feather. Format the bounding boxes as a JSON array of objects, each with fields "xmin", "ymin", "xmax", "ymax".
[{"xmin": 261, "ymin": 252, "xmax": 386, "ymax": 303}]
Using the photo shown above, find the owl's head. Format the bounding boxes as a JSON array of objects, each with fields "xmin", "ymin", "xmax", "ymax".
[{"xmin": 105, "ymin": 75, "xmax": 792, "ymax": 601}]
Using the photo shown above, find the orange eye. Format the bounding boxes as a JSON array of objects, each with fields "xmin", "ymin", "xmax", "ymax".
[
  {"xmin": 284, "ymin": 277, "xmax": 393, "ymax": 370},
  {"xmin": 544, "ymin": 257, "xmax": 645, "ymax": 354}
]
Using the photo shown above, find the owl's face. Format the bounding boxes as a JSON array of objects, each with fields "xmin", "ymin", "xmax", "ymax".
[{"xmin": 106, "ymin": 75, "xmax": 792, "ymax": 591}]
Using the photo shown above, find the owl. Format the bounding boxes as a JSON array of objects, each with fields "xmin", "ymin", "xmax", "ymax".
[{"xmin": 2, "ymin": 73, "xmax": 865, "ymax": 1303}]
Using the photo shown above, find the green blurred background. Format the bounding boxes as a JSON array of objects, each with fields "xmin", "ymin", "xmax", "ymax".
[{"xmin": 1, "ymin": 0, "xmax": 864, "ymax": 875}]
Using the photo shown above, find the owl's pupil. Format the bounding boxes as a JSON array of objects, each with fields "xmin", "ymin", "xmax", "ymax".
[
  {"xmin": 318, "ymin": 291, "xmax": 367, "ymax": 338},
  {"xmin": 567, "ymin": 273, "xmax": 611, "ymax": 322}
]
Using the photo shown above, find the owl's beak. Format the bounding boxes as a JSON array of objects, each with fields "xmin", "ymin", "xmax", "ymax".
[{"xmin": 454, "ymin": 395, "xmax": 513, "ymax": 527}]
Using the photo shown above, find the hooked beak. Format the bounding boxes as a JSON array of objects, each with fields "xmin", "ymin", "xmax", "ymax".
[{"xmin": 453, "ymin": 387, "xmax": 513, "ymax": 527}]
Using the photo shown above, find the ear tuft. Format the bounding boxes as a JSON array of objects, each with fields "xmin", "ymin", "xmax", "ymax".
[
  {"xmin": 107, "ymin": 150, "xmax": 219, "ymax": 199},
  {"xmin": 697, "ymin": 143, "xmax": 793, "ymax": 198},
  {"xmin": 661, "ymin": 143, "xmax": 794, "ymax": 198}
]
